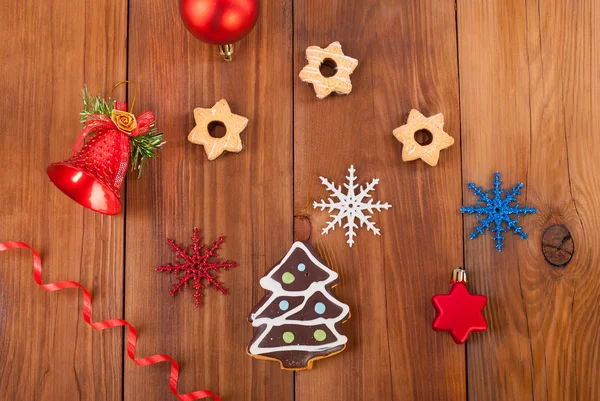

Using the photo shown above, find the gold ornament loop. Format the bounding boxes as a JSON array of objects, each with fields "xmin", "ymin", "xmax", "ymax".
[
  {"xmin": 451, "ymin": 267, "xmax": 468, "ymax": 283},
  {"xmin": 108, "ymin": 80, "xmax": 138, "ymax": 113},
  {"xmin": 218, "ymin": 44, "xmax": 235, "ymax": 62}
]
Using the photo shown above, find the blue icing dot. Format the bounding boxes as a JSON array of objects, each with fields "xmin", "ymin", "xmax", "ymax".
[
  {"xmin": 279, "ymin": 300, "xmax": 289, "ymax": 311},
  {"xmin": 314, "ymin": 302, "xmax": 326, "ymax": 315},
  {"xmin": 297, "ymin": 263, "xmax": 306, "ymax": 272}
]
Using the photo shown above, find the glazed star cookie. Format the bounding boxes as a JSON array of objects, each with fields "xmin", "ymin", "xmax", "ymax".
[
  {"xmin": 188, "ymin": 99, "xmax": 248, "ymax": 160},
  {"xmin": 247, "ymin": 242, "xmax": 350, "ymax": 370},
  {"xmin": 299, "ymin": 41, "xmax": 358, "ymax": 99},
  {"xmin": 392, "ymin": 109, "xmax": 454, "ymax": 166}
]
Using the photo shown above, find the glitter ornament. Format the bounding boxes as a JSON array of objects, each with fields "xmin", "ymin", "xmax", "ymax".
[
  {"xmin": 157, "ymin": 228, "xmax": 238, "ymax": 307},
  {"xmin": 313, "ymin": 165, "xmax": 392, "ymax": 247},
  {"xmin": 461, "ymin": 172, "xmax": 537, "ymax": 250}
]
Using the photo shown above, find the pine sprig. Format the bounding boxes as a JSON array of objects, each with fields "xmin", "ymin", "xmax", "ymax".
[
  {"xmin": 79, "ymin": 86, "xmax": 165, "ymax": 178},
  {"xmin": 80, "ymin": 86, "xmax": 115, "ymax": 125},
  {"xmin": 130, "ymin": 126, "xmax": 165, "ymax": 178}
]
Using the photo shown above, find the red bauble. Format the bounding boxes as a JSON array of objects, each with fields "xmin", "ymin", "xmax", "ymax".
[
  {"xmin": 180, "ymin": 0, "xmax": 259, "ymax": 45},
  {"xmin": 432, "ymin": 271, "xmax": 487, "ymax": 344}
]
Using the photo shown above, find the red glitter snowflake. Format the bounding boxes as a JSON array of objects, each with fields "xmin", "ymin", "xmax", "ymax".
[{"xmin": 156, "ymin": 228, "xmax": 238, "ymax": 307}]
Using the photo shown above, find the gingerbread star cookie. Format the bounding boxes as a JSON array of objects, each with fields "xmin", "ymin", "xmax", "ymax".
[
  {"xmin": 392, "ymin": 109, "xmax": 454, "ymax": 167},
  {"xmin": 188, "ymin": 99, "xmax": 248, "ymax": 160},
  {"xmin": 299, "ymin": 41, "xmax": 358, "ymax": 99}
]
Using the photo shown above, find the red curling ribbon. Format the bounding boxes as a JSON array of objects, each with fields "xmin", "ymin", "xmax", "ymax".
[{"xmin": 0, "ymin": 241, "xmax": 220, "ymax": 401}]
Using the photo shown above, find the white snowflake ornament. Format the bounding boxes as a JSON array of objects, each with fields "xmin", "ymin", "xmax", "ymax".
[{"xmin": 313, "ymin": 165, "xmax": 392, "ymax": 247}]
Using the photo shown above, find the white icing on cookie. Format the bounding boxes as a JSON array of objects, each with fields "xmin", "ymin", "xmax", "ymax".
[{"xmin": 249, "ymin": 242, "xmax": 350, "ymax": 355}]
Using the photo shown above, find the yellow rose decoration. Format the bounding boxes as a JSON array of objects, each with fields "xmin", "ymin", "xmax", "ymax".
[{"xmin": 111, "ymin": 110, "xmax": 138, "ymax": 133}]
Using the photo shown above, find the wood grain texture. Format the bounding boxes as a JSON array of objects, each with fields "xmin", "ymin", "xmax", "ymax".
[
  {"xmin": 458, "ymin": 0, "xmax": 600, "ymax": 400},
  {"xmin": 293, "ymin": 0, "xmax": 464, "ymax": 400},
  {"xmin": 0, "ymin": 0, "xmax": 126, "ymax": 400},
  {"xmin": 124, "ymin": 0, "xmax": 293, "ymax": 399},
  {"xmin": 1, "ymin": 0, "xmax": 600, "ymax": 400}
]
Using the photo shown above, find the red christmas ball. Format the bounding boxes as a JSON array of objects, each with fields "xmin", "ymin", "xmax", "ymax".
[{"xmin": 180, "ymin": 0, "xmax": 259, "ymax": 45}]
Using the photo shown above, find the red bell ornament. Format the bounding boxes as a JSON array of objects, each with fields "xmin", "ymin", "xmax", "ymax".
[
  {"xmin": 180, "ymin": 0, "xmax": 259, "ymax": 61},
  {"xmin": 47, "ymin": 119, "xmax": 130, "ymax": 215},
  {"xmin": 47, "ymin": 83, "xmax": 163, "ymax": 215}
]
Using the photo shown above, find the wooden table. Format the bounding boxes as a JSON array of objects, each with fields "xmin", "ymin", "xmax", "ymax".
[{"xmin": 1, "ymin": 0, "xmax": 597, "ymax": 400}]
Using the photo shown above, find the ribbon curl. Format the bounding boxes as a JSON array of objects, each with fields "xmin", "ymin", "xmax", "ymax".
[{"xmin": 0, "ymin": 241, "xmax": 219, "ymax": 401}]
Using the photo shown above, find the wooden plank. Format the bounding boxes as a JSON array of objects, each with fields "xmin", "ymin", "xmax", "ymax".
[
  {"xmin": 293, "ymin": 0, "xmax": 464, "ymax": 400},
  {"xmin": 125, "ymin": 0, "xmax": 294, "ymax": 399},
  {"xmin": 458, "ymin": 0, "xmax": 600, "ymax": 399},
  {"xmin": 0, "ymin": 0, "xmax": 127, "ymax": 400},
  {"xmin": 457, "ymin": 2, "xmax": 536, "ymax": 398}
]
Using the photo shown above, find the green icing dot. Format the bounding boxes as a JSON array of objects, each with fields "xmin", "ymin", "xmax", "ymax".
[
  {"xmin": 282, "ymin": 272, "xmax": 295, "ymax": 284},
  {"xmin": 313, "ymin": 329, "xmax": 327, "ymax": 342},
  {"xmin": 282, "ymin": 331, "xmax": 295, "ymax": 344}
]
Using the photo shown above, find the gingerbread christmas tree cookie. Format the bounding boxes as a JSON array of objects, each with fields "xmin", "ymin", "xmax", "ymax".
[
  {"xmin": 247, "ymin": 242, "xmax": 350, "ymax": 370},
  {"xmin": 392, "ymin": 109, "xmax": 454, "ymax": 166},
  {"xmin": 299, "ymin": 41, "xmax": 358, "ymax": 99},
  {"xmin": 188, "ymin": 99, "xmax": 248, "ymax": 160}
]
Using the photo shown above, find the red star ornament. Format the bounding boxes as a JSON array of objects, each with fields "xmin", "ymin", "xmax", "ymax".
[{"xmin": 432, "ymin": 268, "xmax": 487, "ymax": 344}]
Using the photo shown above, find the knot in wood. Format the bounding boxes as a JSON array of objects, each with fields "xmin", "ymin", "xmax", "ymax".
[
  {"xmin": 541, "ymin": 224, "xmax": 574, "ymax": 268},
  {"xmin": 294, "ymin": 215, "xmax": 312, "ymax": 242}
]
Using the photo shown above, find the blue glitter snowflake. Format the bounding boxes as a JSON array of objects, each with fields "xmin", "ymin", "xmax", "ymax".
[{"xmin": 461, "ymin": 172, "xmax": 537, "ymax": 251}]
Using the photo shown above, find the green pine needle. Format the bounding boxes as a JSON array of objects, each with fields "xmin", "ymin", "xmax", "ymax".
[
  {"xmin": 80, "ymin": 86, "xmax": 115, "ymax": 125},
  {"xmin": 79, "ymin": 86, "xmax": 165, "ymax": 178},
  {"xmin": 130, "ymin": 127, "xmax": 165, "ymax": 178}
]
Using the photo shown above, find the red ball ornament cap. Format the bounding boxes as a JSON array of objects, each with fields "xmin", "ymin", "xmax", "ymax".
[{"xmin": 432, "ymin": 268, "xmax": 487, "ymax": 344}]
